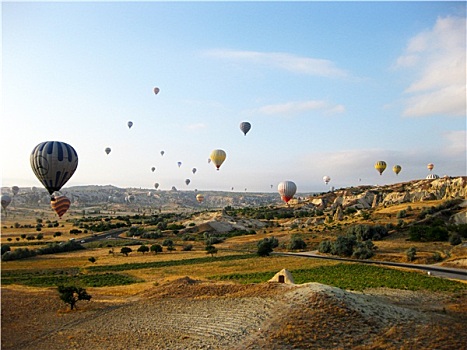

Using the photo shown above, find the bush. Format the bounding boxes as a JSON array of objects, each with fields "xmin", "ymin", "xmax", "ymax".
[
  {"xmin": 257, "ymin": 238, "xmax": 277, "ymax": 257},
  {"xmin": 352, "ymin": 241, "xmax": 376, "ymax": 259},
  {"xmin": 57, "ymin": 285, "xmax": 92, "ymax": 310},
  {"xmin": 1, "ymin": 245, "xmax": 11, "ymax": 255},
  {"xmin": 396, "ymin": 210, "xmax": 407, "ymax": 219},
  {"xmin": 318, "ymin": 240, "xmax": 332, "ymax": 254},
  {"xmin": 449, "ymin": 233, "xmax": 462, "ymax": 246},
  {"xmin": 205, "ymin": 245, "xmax": 217, "ymax": 257},
  {"xmin": 331, "ymin": 235, "xmax": 357, "ymax": 257},
  {"xmin": 150, "ymin": 244, "xmax": 162, "ymax": 254},
  {"xmin": 182, "ymin": 244, "xmax": 193, "ymax": 251},
  {"xmin": 137, "ymin": 245, "xmax": 149, "ymax": 254},
  {"xmin": 287, "ymin": 236, "xmax": 307, "ymax": 251},
  {"xmin": 162, "ymin": 239, "xmax": 174, "ymax": 247},
  {"xmin": 120, "ymin": 247, "xmax": 132, "ymax": 256}
]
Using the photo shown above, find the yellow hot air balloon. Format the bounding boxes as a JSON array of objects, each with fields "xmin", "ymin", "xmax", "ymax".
[
  {"xmin": 51, "ymin": 195, "xmax": 71, "ymax": 219},
  {"xmin": 374, "ymin": 161, "xmax": 387, "ymax": 175},
  {"xmin": 210, "ymin": 149, "xmax": 226, "ymax": 170},
  {"xmin": 427, "ymin": 163, "xmax": 434, "ymax": 171},
  {"xmin": 393, "ymin": 165, "xmax": 402, "ymax": 175},
  {"xmin": 196, "ymin": 194, "xmax": 204, "ymax": 203}
]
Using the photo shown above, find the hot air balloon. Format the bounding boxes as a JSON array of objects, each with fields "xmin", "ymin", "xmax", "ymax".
[
  {"xmin": 1, "ymin": 194, "xmax": 12, "ymax": 211},
  {"xmin": 177, "ymin": 161, "xmax": 182, "ymax": 168},
  {"xmin": 427, "ymin": 163, "xmax": 434, "ymax": 171},
  {"xmin": 278, "ymin": 181, "xmax": 297, "ymax": 204},
  {"xmin": 210, "ymin": 149, "xmax": 226, "ymax": 170},
  {"xmin": 50, "ymin": 195, "xmax": 71, "ymax": 219},
  {"xmin": 207, "ymin": 158, "xmax": 211, "ymax": 164},
  {"xmin": 185, "ymin": 179, "xmax": 191, "ymax": 186},
  {"xmin": 374, "ymin": 161, "xmax": 387, "ymax": 176},
  {"xmin": 426, "ymin": 173, "xmax": 439, "ymax": 179},
  {"xmin": 160, "ymin": 150, "xmax": 165, "ymax": 156},
  {"xmin": 196, "ymin": 194, "xmax": 204, "ymax": 203},
  {"xmin": 105, "ymin": 147, "xmax": 111, "ymax": 155},
  {"xmin": 154, "ymin": 87, "xmax": 160, "ymax": 95},
  {"xmin": 240, "ymin": 122, "xmax": 251, "ymax": 136},
  {"xmin": 393, "ymin": 165, "xmax": 402, "ymax": 175},
  {"xmin": 171, "ymin": 186, "xmax": 177, "ymax": 191},
  {"xmin": 154, "ymin": 183, "xmax": 159, "ymax": 190},
  {"xmin": 192, "ymin": 168, "xmax": 197, "ymax": 174},
  {"xmin": 30, "ymin": 141, "xmax": 78, "ymax": 196},
  {"xmin": 12, "ymin": 186, "xmax": 19, "ymax": 196},
  {"xmin": 323, "ymin": 176, "xmax": 331, "ymax": 185},
  {"xmin": 151, "ymin": 167, "xmax": 156, "ymax": 172},
  {"xmin": 127, "ymin": 121, "xmax": 133, "ymax": 129},
  {"xmin": 126, "ymin": 195, "xmax": 135, "ymax": 203}
]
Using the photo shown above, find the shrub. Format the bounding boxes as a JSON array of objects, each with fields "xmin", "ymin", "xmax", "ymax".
[
  {"xmin": 182, "ymin": 244, "xmax": 193, "ymax": 251},
  {"xmin": 137, "ymin": 245, "xmax": 149, "ymax": 254},
  {"xmin": 150, "ymin": 244, "xmax": 162, "ymax": 254},
  {"xmin": 449, "ymin": 233, "xmax": 462, "ymax": 246},
  {"xmin": 331, "ymin": 235, "xmax": 356, "ymax": 257},
  {"xmin": 120, "ymin": 247, "xmax": 132, "ymax": 256},
  {"xmin": 57, "ymin": 285, "xmax": 92, "ymax": 310},
  {"xmin": 1, "ymin": 245, "xmax": 11, "ymax": 255},
  {"xmin": 318, "ymin": 240, "xmax": 332, "ymax": 254},
  {"xmin": 396, "ymin": 210, "xmax": 407, "ymax": 219},
  {"xmin": 287, "ymin": 236, "xmax": 307, "ymax": 251},
  {"xmin": 406, "ymin": 247, "xmax": 417, "ymax": 262}
]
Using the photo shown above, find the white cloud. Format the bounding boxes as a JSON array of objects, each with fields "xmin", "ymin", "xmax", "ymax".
[
  {"xmin": 203, "ymin": 49, "xmax": 348, "ymax": 78},
  {"xmin": 441, "ymin": 130, "xmax": 466, "ymax": 156},
  {"xmin": 395, "ymin": 16, "xmax": 466, "ymax": 117},
  {"xmin": 249, "ymin": 100, "xmax": 345, "ymax": 116}
]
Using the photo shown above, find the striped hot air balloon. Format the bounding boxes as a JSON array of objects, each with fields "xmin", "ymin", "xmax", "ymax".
[
  {"xmin": 51, "ymin": 195, "xmax": 71, "ymax": 218},
  {"xmin": 30, "ymin": 141, "xmax": 78, "ymax": 196},
  {"xmin": 278, "ymin": 181, "xmax": 297, "ymax": 204},
  {"xmin": 374, "ymin": 161, "xmax": 387, "ymax": 176},
  {"xmin": 393, "ymin": 165, "xmax": 402, "ymax": 175},
  {"xmin": 210, "ymin": 149, "xmax": 226, "ymax": 170},
  {"xmin": 427, "ymin": 163, "xmax": 434, "ymax": 171}
]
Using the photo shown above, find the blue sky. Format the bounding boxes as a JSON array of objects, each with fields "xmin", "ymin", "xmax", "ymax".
[{"xmin": 2, "ymin": 1, "xmax": 466, "ymax": 194}]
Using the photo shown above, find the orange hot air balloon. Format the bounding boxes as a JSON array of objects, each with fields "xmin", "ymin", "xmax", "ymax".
[
  {"xmin": 51, "ymin": 195, "xmax": 71, "ymax": 218},
  {"xmin": 427, "ymin": 163, "xmax": 434, "ymax": 171}
]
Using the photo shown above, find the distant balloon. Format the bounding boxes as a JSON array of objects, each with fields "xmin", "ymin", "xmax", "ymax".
[
  {"xmin": 177, "ymin": 161, "xmax": 182, "ymax": 168},
  {"xmin": 323, "ymin": 176, "xmax": 331, "ymax": 185},
  {"xmin": 374, "ymin": 161, "xmax": 387, "ymax": 176},
  {"xmin": 51, "ymin": 195, "xmax": 71, "ymax": 219},
  {"xmin": 192, "ymin": 168, "xmax": 197, "ymax": 174},
  {"xmin": 126, "ymin": 195, "xmax": 135, "ymax": 203},
  {"xmin": 427, "ymin": 163, "xmax": 434, "ymax": 171},
  {"xmin": 171, "ymin": 186, "xmax": 177, "ymax": 191},
  {"xmin": 185, "ymin": 179, "xmax": 191, "ymax": 186},
  {"xmin": 207, "ymin": 158, "xmax": 211, "ymax": 164},
  {"xmin": 30, "ymin": 141, "xmax": 79, "ymax": 195},
  {"xmin": 160, "ymin": 150, "xmax": 165, "ymax": 156},
  {"xmin": 105, "ymin": 147, "xmax": 111, "ymax": 155},
  {"xmin": 393, "ymin": 165, "xmax": 402, "ymax": 175},
  {"xmin": 196, "ymin": 194, "xmax": 204, "ymax": 203},
  {"xmin": 127, "ymin": 121, "xmax": 133, "ymax": 129},
  {"xmin": 153, "ymin": 87, "xmax": 160, "ymax": 95},
  {"xmin": 240, "ymin": 122, "xmax": 251, "ymax": 136},
  {"xmin": 1, "ymin": 194, "xmax": 12, "ymax": 211},
  {"xmin": 210, "ymin": 149, "xmax": 226, "ymax": 170},
  {"xmin": 426, "ymin": 173, "xmax": 439, "ymax": 179},
  {"xmin": 154, "ymin": 183, "xmax": 159, "ymax": 190},
  {"xmin": 12, "ymin": 186, "xmax": 19, "ymax": 196},
  {"xmin": 151, "ymin": 167, "xmax": 156, "ymax": 172},
  {"xmin": 278, "ymin": 181, "xmax": 297, "ymax": 204}
]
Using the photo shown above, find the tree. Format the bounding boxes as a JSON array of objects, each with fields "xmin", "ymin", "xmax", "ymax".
[
  {"xmin": 137, "ymin": 245, "xmax": 149, "ymax": 254},
  {"xmin": 256, "ymin": 237, "xmax": 277, "ymax": 256},
  {"xmin": 150, "ymin": 244, "xmax": 162, "ymax": 254},
  {"xmin": 57, "ymin": 285, "xmax": 92, "ymax": 310},
  {"xmin": 1, "ymin": 245, "xmax": 11, "ymax": 255},
  {"xmin": 205, "ymin": 244, "xmax": 218, "ymax": 257},
  {"xmin": 88, "ymin": 257, "xmax": 96, "ymax": 263},
  {"xmin": 287, "ymin": 236, "xmax": 307, "ymax": 251},
  {"xmin": 406, "ymin": 247, "xmax": 417, "ymax": 262},
  {"xmin": 449, "ymin": 233, "xmax": 462, "ymax": 246},
  {"xmin": 120, "ymin": 247, "xmax": 132, "ymax": 256},
  {"xmin": 166, "ymin": 245, "xmax": 176, "ymax": 253}
]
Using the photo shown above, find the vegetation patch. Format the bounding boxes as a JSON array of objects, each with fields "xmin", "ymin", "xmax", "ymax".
[{"xmin": 210, "ymin": 263, "xmax": 467, "ymax": 292}]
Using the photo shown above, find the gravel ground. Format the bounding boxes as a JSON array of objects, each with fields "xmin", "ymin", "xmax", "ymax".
[{"xmin": 2, "ymin": 278, "xmax": 466, "ymax": 350}]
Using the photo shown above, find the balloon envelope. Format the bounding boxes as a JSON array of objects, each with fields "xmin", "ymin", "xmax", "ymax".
[
  {"xmin": 127, "ymin": 121, "xmax": 133, "ymax": 129},
  {"xmin": 196, "ymin": 194, "xmax": 204, "ymax": 203},
  {"xmin": 154, "ymin": 87, "xmax": 160, "ymax": 95},
  {"xmin": 1, "ymin": 194, "xmax": 12, "ymax": 210},
  {"xmin": 240, "ymin": 122, "xmax": 251, "ymax": 136},
  {"xmin": 192, "ymin": 168, "xmax": 197, "ymax": 174},
  {"xmin": 177, "ymin": 162, "xmax": 182, "ymax": 168},
  {"xmin": 51, "ymin": 195, "xmax": 71, "ymax": 218},
  {"xmin": 12, "ymin": 186, "xmax": 19, "ymax": 196},
  {"xmin": 323, "ymin": 176, "xmax": 331, "ymax": 185},
  {"xmin": 105, "ymin": 147, "xmax": 111, "ymax": 155},
  {"xmin": 427, "ymin": 163, "xmax": 434, "ymax": 171},
  {"xmin": 426, "ymin": 173, "xmax": 439, "ymax": 179},
  {"xmin": 374, "ymin": 161, "xmax": 387, "ymax": 175},
  {"xmin": 210, "ymin": 149, "xmax": 226, "ymax": 170},
  {"xmin": 393, "ymin": 165, "xmax": 402, "ymax": 175},
  {"xmin": 154, "ymin": 183, "xmax": 159, "ymax": 189},
  {"xmin": 30, "ymin": 141, "xmax": 78, "ymax": 195},
  {"xmin": 151, "ymin": 167, "xmax": 156, "ymax": 172},
  {"xmin": 160, "ymin": 150, "xmax": 165, "ymax": 156},
  {"xmin": 278, "ymin": 181, "xmax": 297, "ymax": 203},
  {"xmin": 185, "ymin": 179, "xmax": 191, "ymax": 186}
]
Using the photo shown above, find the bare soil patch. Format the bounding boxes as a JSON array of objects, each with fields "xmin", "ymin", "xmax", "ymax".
[{"xmin": 2, "ymin": 278, "xmax": 466, "ymax": 350}]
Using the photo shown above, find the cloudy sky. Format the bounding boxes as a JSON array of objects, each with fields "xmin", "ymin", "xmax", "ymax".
[{"xmin": 2, "ymin": 1, "xmax": 466, "ymax": 193}]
